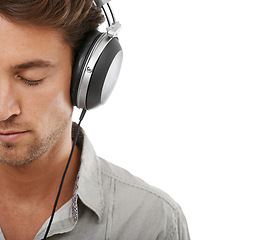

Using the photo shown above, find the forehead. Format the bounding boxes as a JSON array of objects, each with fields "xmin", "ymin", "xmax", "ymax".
[{"xmin": 0, "ymin": 15, "xmax": 71, "ymax": 67}]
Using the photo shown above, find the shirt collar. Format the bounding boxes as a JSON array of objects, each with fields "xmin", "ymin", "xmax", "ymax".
[{"xmin": 72, "ymin": 123, "xmax": 104, "ymax": 222}]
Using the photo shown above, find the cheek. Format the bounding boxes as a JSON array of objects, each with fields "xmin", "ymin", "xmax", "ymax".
[
  {"xmin": 46, "ymin": 81, "xmax": 72, "ymax": 106},
  {"xmin": 42, "ymin": 82, "xmax": 73, "ymax": 116},
  {"xmin": 30, "ymin": 90, "xmax": 73, "ymax": 134},
  {"xmin": 22, "ymin": 76, "xmax": 73, "ymax": 125}
]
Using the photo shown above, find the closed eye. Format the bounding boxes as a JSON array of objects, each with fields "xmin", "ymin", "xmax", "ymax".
[{"xmin": 18, "ymin": 75, "xmax": 43, "ymax": 86}]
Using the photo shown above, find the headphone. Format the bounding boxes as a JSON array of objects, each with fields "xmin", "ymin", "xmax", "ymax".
[{"xmin": 70, "ymin": 0, "xmax": 123, "ymax": 110}]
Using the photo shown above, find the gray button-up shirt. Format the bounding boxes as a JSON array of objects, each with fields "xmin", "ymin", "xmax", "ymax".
[{"xmin": 0, "ymin": 124, "xmax": 190, "ymax": 240}]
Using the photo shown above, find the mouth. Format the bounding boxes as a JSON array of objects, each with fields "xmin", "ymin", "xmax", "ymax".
[
  {"xmin": 0, "ymin": 130, "xmax": 28, "ymax": 135},
  {"xmin": 0, "ymin": 130, "xmax": 29, "ymax": 143}
]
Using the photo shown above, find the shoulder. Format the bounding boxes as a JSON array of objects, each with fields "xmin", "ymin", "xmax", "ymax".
[
  {"xmin": 100, "ymin": 157, "xmax": 178, "ymax": 210},
  {"xmin": 99, "ymin": 157, "xmax": 190, "ymax": 240}
]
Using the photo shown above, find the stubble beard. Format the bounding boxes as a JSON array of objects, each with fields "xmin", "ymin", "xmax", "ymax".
[{"xmin": 0, "ymin": 115, "xmax": 72, "ymax": 167}]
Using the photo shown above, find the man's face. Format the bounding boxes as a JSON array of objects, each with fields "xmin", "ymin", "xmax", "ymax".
[{"xmin": 0, "ymin": 16, "xmax": 73, "ymax": 166}]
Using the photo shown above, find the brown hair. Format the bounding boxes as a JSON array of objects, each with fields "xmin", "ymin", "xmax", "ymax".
[{"xmin": 0, "ymin": 0, "xmax": 105, "ymax": 54}]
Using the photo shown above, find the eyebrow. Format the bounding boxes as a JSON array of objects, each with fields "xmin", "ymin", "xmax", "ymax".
[{"xmin": 14, "ymin": 60, "xmax": 55, "ymax": 70}]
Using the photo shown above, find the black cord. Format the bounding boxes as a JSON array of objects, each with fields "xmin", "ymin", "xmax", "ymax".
[{"xmin": 43, "ymin": 109, "xmax": 87, "ymax": 239}]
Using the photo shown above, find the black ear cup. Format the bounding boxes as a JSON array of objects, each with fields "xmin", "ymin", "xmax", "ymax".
[
  {"xmin": 70, "ymin": 29, "xmax": 123, "ymax": 110},
  {"xmin": 71, "ymin": 30, "xmax": 102, "ymax": 107}
]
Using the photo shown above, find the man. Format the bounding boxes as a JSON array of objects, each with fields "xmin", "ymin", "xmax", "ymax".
[{"xmin": 0, "ymin": 1, "xmax": 190, "ymax": 239}]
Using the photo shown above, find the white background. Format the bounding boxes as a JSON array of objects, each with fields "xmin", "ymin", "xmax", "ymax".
[{"xmin": 73, "ymin": 0, "xmax": 261, "ymax": 239}]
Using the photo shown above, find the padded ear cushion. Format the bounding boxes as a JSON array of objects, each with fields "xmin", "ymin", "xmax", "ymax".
[{"xmin": 70, "ymin": 30, "xmax": 102, "ymax": 107}]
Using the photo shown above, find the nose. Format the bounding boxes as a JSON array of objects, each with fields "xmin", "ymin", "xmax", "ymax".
[{"xmin": 0, "ymin": 78, "xmax": 21, "ymax": 121}]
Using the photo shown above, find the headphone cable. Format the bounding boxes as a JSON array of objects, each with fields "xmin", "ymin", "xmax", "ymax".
[{"xmin": 43, "ymin": 108, "xmax": 87, "ymax": 239}]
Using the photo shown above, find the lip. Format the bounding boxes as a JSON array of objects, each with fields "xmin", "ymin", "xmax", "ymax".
[{"xmin": 0, "ymin": 130, "xmax": 29, "ymax": 143}]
